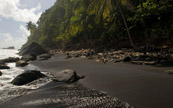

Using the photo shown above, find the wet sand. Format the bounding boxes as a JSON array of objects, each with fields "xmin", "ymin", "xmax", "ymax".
[{"xmin": 29, "ymin": 54, "xmax": 173, "ymax": 108}]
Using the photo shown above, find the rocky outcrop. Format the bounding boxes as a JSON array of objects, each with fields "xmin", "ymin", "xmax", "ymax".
[
  {"xmin": 0, "ymin": 64, "xmax": 10, "ymax": 69},
  {"xmin": 16, "ymin": 61, "xmax": 29, "ymax": 67},
  {"xmin": 52, "ymin": 69, "xmax": 80, "ymax": 83},
  {"xmin": 11, "ymin": 70, "xmax": 46, "ymax": 86},
  {"xmin": 19, "ymin": 42, "xmax": 48, "ymax": 56},
  {"xmin": 0, "ymin": 57, "xmax": 19, "ymax": 64}
]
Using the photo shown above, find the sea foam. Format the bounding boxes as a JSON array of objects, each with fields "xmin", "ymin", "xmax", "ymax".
[{"xmin": 0, "ymin": 49, "xmax": 51, "ymax": 103}]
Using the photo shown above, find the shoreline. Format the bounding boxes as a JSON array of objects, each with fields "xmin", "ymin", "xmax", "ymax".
[
  {"xmin": 30, "ymin": 53, "xmax": 173, "ymax": 108},
  {"xmin": 1, "ymin": 51, "xmax": 173, "ymax": 108}
]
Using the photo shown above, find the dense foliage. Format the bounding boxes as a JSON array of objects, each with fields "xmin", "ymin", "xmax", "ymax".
[{"xmin": 25, "ymin": 0, "xmax": 173, "ymax": 50}]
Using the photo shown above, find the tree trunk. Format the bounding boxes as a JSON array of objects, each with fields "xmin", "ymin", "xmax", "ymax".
[{"xmin": 118, "ymin": 7, "xmax": 136, "ymax": 49}]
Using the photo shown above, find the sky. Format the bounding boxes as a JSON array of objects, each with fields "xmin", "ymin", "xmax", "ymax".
[{"xmin": 0, "ymin": 0, "xmax": 56, "ymax": 49}]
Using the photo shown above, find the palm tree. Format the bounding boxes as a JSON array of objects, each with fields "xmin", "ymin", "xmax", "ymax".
[
  {"xmin": 26, "ymin": 21, "xmax": 36, "ymax": 33},
  {"xmin": 88, "ymin": 0, "xmax": 136, "ymax": 48},
  {"xmin": 115, "ymin": 0, "xmax": 136, "ymax": 48}
]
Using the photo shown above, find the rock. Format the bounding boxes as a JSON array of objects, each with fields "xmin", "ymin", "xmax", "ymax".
[
  {"xmin": 3, "ymin": 46, "xmax": 15, "ymax": 49},
  {"xmin": 16, "ymin": 60, "xmax": 29, "ymax": 67},
  {"xmin": 75, "ymin": 54, "xmax": 81, "ymax": 58},
  {"xmin": 11, "ymin": 70, "xmax": 46, "ymax": 86},
  {"xmin": 165, "ymin": 70, "xmax": 173, "ymax": 74},
  {"xmin": 114, "ymin": 60, "xmax": 121, "ymax": 63},
  {"xmin": 19, "ymin": 42, "xmax": 48, "ymax": 56},
  {"xmin": 65, "ymin": 55, "xmax": 72, "ymax": 59},
  {"xmin": 0, "ymin": 71, "xmax": 2, "ymax": 76},
  {"xmin": 136, "ymin": 55, "xmax": 152, "ymax": 61},
  {"xmin": 0, "ymin": 57, "xmax": 19, "ymax": 64},
  {"xmin": 123, "ymin": 56, "xmax": 131, "ymax": 62},
  {"xmin": 98, "ymin": 53, "xmax": 104, "ymax": 56},
  {"xmin": 131, "ymin": 60, "xmax": 157, "ymax": 65},
  {"xmin": 144, "ymin": 61, "xmax": 157, "ymax": 65},
  {"xmin": 78, "ymin": 75, "xmax": 85, "ymax": 79},
  {"xmin": 21, "ymin": 54, "xmax": 37, "ymax": 61},
  {"xmin": 0, "ymin": 64, "xmax": 10, "ymax": 69},
  {"xmin": 80, "ymin": 56, "xmax": 87, "ymax": 58},
  {"xmin": 95, "ymin": 59, "xmax": 101, "ymax": 62},
  {"xmin": 131, "ymin": 61, "xmax": 144, "ymax": 65},
  {"xmin": 37, "ymin": 53, "xmax": 51, "ymax": 60},
  {"xmin": 52, "ymin": 69, "xmax": 80, "ymax": 83}
]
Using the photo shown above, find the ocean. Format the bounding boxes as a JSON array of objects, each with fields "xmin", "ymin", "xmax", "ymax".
[{"xmin": 0, "ymin": 49, "xmax": 51, "ymax": 103}]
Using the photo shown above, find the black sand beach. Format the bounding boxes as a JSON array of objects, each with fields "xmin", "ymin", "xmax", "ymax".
[
  {"xmin": 1, "ymin": 54, "xmax": 173, "ymax": 108},
  {"xmin": 30, "ymin": 54, "xmax": 173, "ymax": 108}
]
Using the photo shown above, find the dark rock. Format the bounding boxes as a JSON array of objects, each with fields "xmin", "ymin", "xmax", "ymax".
[
  {"xmin": 52, "ymin": 69, "xmax": 80, "ymax": 83},
  {"xmin": 131, "ymin": 61, "xmax": 144, "ymax": 65},
  {"xmin": 3, "ymin": 46, "xmax": 15, "ymax": 49},
  {"xmin": 78, "ymin": 75, "xmax": 85, "ymax": 79},
  {"xmin": 136, "ymin": 55, "xmax": 152, "ymax": 61},
  {"xmin": 114, "ymin": 60, "xmax": 121, "ymax": 63},
  {"xmin": 0, "ymin": 64, "xmax": 10, "ymax": 69},
  {"xmin": 123, "ymin": 56, "xmax": 131, "ymax": 62},
  {"xmin": 11, "ymin": 70, "xmax": 46, "ymax": 86},
  {"xmin": 21, "ymin": 54, "xmax": 37, "ymax": 61},
  {"xmin": 65, "ymin": 55, "xmax": 72, "ymax": 59},
  {"xmin": 75, "ymin": 54, "xmax": 81, "ymax": 58},
  {"xmin": 16, "ymin": 60, "xmax": 28, "ymax": 67},
  {"xmin": 0, "ymin": 57, "xmax": 19, "ymax": 64},
  {"xmin": 19, "ymin": 42, "xmax": 47, "ymax": 56},
  {"xmin": 37, "ymin": 54, "xmax": 51, "ymax": 60},
  {"xmin": 0, "ymin": 71, "xmax": 2, "ymax": 76}
]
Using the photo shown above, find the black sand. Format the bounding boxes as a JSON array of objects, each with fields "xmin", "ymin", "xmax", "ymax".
[
  {"xmin": 1, "ymin": 54, "xmax": 173, "ymax": 108},
  {"xmin": 31, "ymin": 54, "xmax": 173, "ymax": 108}
]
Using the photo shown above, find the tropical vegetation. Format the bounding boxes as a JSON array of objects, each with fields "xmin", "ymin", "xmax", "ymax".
[{"xmin": 24, "ymin": 0, "xmax": 173, "ymax": 51}]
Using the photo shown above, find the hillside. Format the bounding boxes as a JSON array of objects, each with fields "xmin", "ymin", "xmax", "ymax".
[{"xmin": 24, "ymin": 0, "xmax": 173, "ymax": 51}]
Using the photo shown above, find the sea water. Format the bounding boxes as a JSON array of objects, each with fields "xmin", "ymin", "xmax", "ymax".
[
  {"xmin": 0, "ymin": 49, "xmax": 51, "ymax": 103},
  {"xmin": 0, "ymin": 49, "xmax": 22, "ymax": 90}
]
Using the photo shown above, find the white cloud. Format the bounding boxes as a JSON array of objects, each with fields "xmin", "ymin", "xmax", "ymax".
[
  {"xmin": 0, "ymin": 0, "xmax": 41, "ymax": 23},
  {"xmin": 0, "ymin": 33, "xmax": 25, "ymax": 49},
  {"xmin": 19, "ymin": 25, "xmax": 30, "ymax": 39},
  {"xmin": 0, "ymin": 25, "xmax": 30, "ymax": 49}
]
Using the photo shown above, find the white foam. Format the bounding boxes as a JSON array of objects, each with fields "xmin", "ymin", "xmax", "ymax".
[{"xmin": 0, "ymin": 49, "xmax": 51, "ymax": 103}]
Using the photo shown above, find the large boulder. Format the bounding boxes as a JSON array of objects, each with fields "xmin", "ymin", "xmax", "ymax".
[
  {"xmin": 11, "ymin": 70, "xmax": 46, "ymax": 86},
  {"xmin": 0, "ymin": 57, "xmax": 19, "ymax": 64},
  {"xmin": 0, "ymin": 64, "xmax": 10, "ymax": 69},
  {"xmin": 19, "ymin": 42, "xmax": 48, "ymax": 56},
  {"xmin": 16, "ymin": 60, "xmax": 28, "ymax": 67},
  {"xmin": 52, "ymin": 69, "xmax": 80, "ymax": 83}
]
